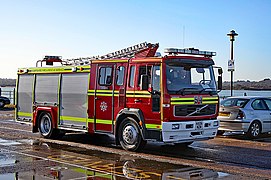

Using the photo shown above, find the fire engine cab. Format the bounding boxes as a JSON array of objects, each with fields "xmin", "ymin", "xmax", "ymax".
[{"xmin": 16, "ymin": 42, "xmax": 222, "ymax": 151}]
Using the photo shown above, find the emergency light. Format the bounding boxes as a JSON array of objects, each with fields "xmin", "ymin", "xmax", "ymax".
[{"xmin": 164, "ymin": 48, "xmax": 216, "ymax": 57}]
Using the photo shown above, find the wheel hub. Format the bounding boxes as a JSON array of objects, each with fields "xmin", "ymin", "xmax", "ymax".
[
  {"xmin": 40, "ymin": 116, "xmax": 51, "ymax": 136},
  {"xmin": 251, "ymin": 123, "xmax": 260, "ymax": 137},
  {"xmin": 122, "ymin": 125, "xmax": 137, "ymax": 145}
]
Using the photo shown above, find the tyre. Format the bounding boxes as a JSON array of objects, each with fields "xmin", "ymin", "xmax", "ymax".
[
  {"xmin": 38, "ymin": 112, "xmax": 58, "ymax": 138},
  {"xmin": 217, "ymin": 130, "xmax": 225, "ymax": 135},
  {"xmin": 0, "ymin": 101, "xmax": 5, "ymax": 108},
  {"xmin": 247, "ymin": 121, "xmax": 261, "ymax": 138},
  {"xmin": 118, "ymin": 118, "xmax": 146, "ymax": 151}
]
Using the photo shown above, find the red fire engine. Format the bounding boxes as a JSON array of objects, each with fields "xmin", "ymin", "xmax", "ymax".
[{"xmin": 16, "ymin": 42, "xmax": 222, "ymax": 151}]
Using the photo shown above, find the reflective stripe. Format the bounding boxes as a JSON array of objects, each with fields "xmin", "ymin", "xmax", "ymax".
[
  {"xmin": 202, "ymin": 97, "xmax": 219, "ymax": 100},
  {"xmin": 88, "ymin": 90, "xmax": 119, "ymax": 97},
  {"xmin": 60, "ymin": 116, "xmax": 86, "ymax": 122},
  {"xmin": 24, "ymin": 66, "xmax": 90, "ymax": 74},
  {"xmin": 126, "ymin": 91, "xmax": 151, "ymax": 98},
  {"xmin": 202, "ymin": 97, "xmax": 219, "ymax": 104},
  {"xmin": 170, "ymin": 96, "xmax": 219, "ymax": 105},
  {"xmin": 202, "ymin": 101, "xmax": 218, "ymax": 104},
  {"xmin": 171, "ymin": 101, "xmax": 195, "ymax": 105},
  {"xmin": 88, "ymin": 119, "xmax": 112, "ymax": 125},
  {"xmin": 17, "ymin": 112, "xmax": 32, "ymax": 117},
  {"xmin": 146, "ymin": 124, "xmax": 161, "ymax": 129},
  {"xmin": 171, "ymin": 97, "xmax": 194, "ymax": 101}
]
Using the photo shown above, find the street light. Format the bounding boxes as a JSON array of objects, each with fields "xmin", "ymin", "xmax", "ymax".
[{"xmin": 227, "ymin": 30, "xmax": 238, "ymax": 96}]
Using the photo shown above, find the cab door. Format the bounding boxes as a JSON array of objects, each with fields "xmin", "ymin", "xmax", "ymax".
[
  {"xmin": 135, "ymin": 64, "xmax": 161, "ymax": 129},
  {"xmin": 94, "ymin": 64, "xmax": 115, "ymax": 133}
]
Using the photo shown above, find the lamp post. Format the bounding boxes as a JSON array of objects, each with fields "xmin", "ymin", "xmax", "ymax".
[{"xmin": 227, "ymin": 30, "xmax": 238, "ymax": 96}]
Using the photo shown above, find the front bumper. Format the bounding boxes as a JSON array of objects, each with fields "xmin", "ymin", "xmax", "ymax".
[
  {"xmin": 162, "ymin": 120, "xmax": 219, "ymax": 143},
  {"xmin": 218, "ymin": 119, "xmax": 250, "ymax": 132}
]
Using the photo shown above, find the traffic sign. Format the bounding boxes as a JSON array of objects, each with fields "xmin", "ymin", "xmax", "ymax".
[{"xmin": 228, "ymin": 59, "xmax": 235, "ymax": 71}]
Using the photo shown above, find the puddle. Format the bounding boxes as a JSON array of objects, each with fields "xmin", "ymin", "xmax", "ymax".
[
  {"xmin": 0, "ymin": 153, "xmax": 16, "ymax": 166},
  {"xmin": 0, "ymin": 138, "xmax": 21, "ymax": 146},
  {"xmin": 0, "ymin": 138, "xmax": 246, "ymax": 179},
  {"xmin": 0, "ymin": 173, "xmax": 14, "ymax": 180}
]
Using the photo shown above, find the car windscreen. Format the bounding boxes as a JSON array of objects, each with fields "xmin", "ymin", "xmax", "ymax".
[{"xmin": 221, "ymin": 98, "xmax": 249, "ymax": 108}]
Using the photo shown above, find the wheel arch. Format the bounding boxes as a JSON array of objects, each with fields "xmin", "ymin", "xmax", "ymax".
[
  {"xmin": 246, "ymin": 119, "xmax": 262, "ymax": 138},
  {"xmin": 33, "ymin": 106, "xmax": 58, "ymax": 133},
  {"xmin": 115, "ymin": 108, "xmax": 146, "ymax": 145},
  {"xmin": 249, "ymin": 119, "xmax": 262, "ymax": 131}
]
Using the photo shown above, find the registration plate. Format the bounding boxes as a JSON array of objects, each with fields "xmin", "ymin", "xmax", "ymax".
[
  {"xmin": 196, "ymin": 121, "xmax": 203, "ymax": 130},
  {"xmin": 219, "ymin": 112, "xmax": 230, "ymax": 117}
]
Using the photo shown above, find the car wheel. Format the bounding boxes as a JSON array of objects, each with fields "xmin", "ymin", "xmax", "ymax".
[
  {"xmin": 38, "ymin": 112, "xmax": 58, "ymax": 138},
  {"xmin": 0, "ymin": 101, "xmax": 5, "ymax": 108},
  {"xmin": 217, "ymin": 130, "xmax": 225, "ymax": 135},
  {"xmin": 118, "ymin": 117, "xmax": 146, "ymax": 151},
  {"xmin": 247, "ymin": 121, "xmax": 261, "ymax": 138}
]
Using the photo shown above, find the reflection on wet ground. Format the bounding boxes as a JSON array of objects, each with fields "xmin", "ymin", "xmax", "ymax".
[{"xmin": 0, "ymin": 137, "xmax": 240, "ymax": 179}]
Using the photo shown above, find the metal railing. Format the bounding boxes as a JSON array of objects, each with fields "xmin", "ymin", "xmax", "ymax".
[{"xmin": 0, "ymin": 88, "xmax": 15, "ymax": 104}]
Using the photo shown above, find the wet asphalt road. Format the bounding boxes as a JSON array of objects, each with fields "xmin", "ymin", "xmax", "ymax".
[{"xmin": 0, "ymin": 110, "xmax": 271, "ymax": 179}]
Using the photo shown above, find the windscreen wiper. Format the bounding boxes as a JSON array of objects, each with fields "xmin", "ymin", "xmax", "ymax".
[
  {"xmin": 199, "ymin": 88, "xmax": 216, "ymax": 95},
  {"xmin": 177, "ymin": 88, "xmax": 198, "ymax": 96}
]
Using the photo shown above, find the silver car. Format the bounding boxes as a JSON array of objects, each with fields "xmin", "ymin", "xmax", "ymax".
[{"xmin": 218, "ymin": 96, "xmax": 271, "ymax": 138}]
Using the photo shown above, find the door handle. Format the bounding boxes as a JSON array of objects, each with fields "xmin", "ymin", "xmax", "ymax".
[
  {"xmin": 134, "ymin": 99, "xmax": 142, "ymax": 103},
  {"xmin": 95, "ymin": 97, "xmax": 100, "ymax": 100}
]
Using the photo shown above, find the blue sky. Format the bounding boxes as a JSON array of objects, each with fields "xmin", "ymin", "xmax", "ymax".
[{"xmin": 0, "ymin": 0, "xmax": 270, "ymax": 81}]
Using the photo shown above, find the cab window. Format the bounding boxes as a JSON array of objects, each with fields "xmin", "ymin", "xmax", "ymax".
[
  {"xmin": 99, "ymin": 67, "xmax": 112, "ymax": 86},
  {"xmin": 152, "ymin": 65, "xmax": 160, "ymax": 92},
  {"xmin": 129, "ymin": 66, "xmax": 135, "ymax": 87},
  {"xmin": 138, "ymin": 66, "xmax": 151, "ymax": 87},
  {"xmin": 116, "ymin": 66, "xmax": 125, "ymax": 86}
]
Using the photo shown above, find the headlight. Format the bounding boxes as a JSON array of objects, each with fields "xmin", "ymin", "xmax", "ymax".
[
  {"xmin": 213, "ymin": 121, "xmax": 219, "ymax": 127},
  {"xmin": 172, "ymin": 124, "xmax": 180, "ymax": 130}
]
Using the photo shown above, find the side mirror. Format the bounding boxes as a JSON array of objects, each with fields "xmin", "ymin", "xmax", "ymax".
[
  {"xmin": 217, "ymin": 76, "xmax": 222, "ymax": 90},
  {"xmin": 140, "ymin": 74, "xmax": 149, "ymax": 90}
]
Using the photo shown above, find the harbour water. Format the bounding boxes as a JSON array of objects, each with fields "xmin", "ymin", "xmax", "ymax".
[{"xmin": 219, "ymin": 90, "xmax": 271, "ymax": 98}]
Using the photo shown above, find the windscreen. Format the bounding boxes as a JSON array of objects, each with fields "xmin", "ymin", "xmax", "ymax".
[{"xmin": 166, "ymin": 64, "xmax": 217, "ymax": 95}]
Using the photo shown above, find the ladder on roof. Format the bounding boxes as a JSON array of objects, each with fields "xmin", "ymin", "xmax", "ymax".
[{"xmin": 39, "ymin": 42, "xmax": 159, "ymax": 67}]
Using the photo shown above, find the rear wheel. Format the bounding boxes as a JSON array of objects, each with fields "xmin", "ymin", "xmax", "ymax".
[
  {"xmin": 118, "ymin": 118, "xmax": 146, "ymax": 151},
  {"xmin": 247, "ymin": 121, "xmax": 261, "ymax": 138},
  {"xmin": 38, "ymin": 112, "xmax": 58, "ymax": 138}
]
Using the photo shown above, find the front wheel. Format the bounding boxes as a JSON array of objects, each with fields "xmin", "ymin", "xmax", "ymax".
[
  {"xmin": 118, "ymin": 118, "xmax": 146, "ymax": 151},
  {"xmin": 247, "ymin": 121, "xmax": 261, "ymax": 138},
  {"xmin": 38, "ymin": 112, "xmax": 58, "ymax": 138}
]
